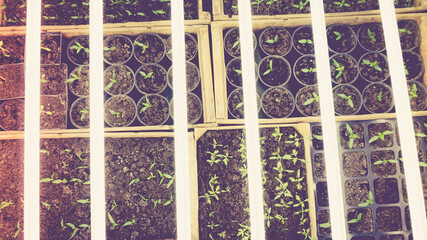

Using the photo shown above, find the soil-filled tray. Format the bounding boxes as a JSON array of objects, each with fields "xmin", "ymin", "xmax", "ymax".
[
  {"xmin": 212, "ymin": 14, "xmax": 427, "ymax": 125},
  {"xmin": 309, "ymin": 119, "xmax": 416, "ymax": 240},
  {"xmin": 193, "ymin": 124, "xmax": 316, "ymax": 240},
  {"xmin": 212, "ymin": 0, "xmax": 427, "ymax": 21}
]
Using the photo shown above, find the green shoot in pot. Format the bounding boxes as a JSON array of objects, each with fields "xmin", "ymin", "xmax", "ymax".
[
  {"xmin": 358, "ymin": 191, "xmax": 374, "ymax": 207},
  {"xmin": 304, "ymin": 92, "xmax": 319, "ymax": 105},
  {"xmin": 345, "ymin": 123, "xmax": 359, "ymax": 149},
  {"xmin": 293, "ymin": 0, "xmax": 309, "ymax": 10},
  {"xmin": 367, "ymin": 28, "xmax": 376, "ymax": 42},
  {"xmin": 333, "ymin": 0, "xmax": 350, "ymax": 7},
  {"xmin": 369, "ymin": 130, "xmax": 393, "ymax": 143},
  {"xmin": 348, "ymin": 213, "xmax": 362, "ymax": 223},
  {"xmin": 70, "ymin": 41, "xmax": 89, "ymax": 54},
  {"xmin": 265, "ymin": 35, "xmax": 278, "ymax": 44},
  {"xmin": 338, "ymin": 93, "xmax": 354, "ymax": 108},
  {"xmin": 362, "ymin": 59, "xmax": 382, "ymax": 71},
  {"xmin": 140, "ymin": 96, "xmax": 152, "ymax": 113},
  {"xmin": 332, "ymin": 58, "xmax": 345, "ymax": 79},
  {"xmin": 263, "ymin": 59, "xmax": 273, "ymax": 75}
]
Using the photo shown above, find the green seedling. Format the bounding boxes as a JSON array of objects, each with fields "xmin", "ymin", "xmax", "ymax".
[
  {"xmin": 218, "ymin": 231, "xmax": 227, "ymax": 239},
  {"xmin": 199, "ymin": 174, "xmax": 229, "ymax": 204},
  {"xmin": 149, "ymin": 158, "xmax": 157, "ymax": 170},
  {"xmin": 292, "ymin": 0, "xmax": 309, "ymax": 10},
  {"xmin": 409, "ymin": 83, "xmax": 418, "ymax": 100},
  {"xmin": 232, "ymin": 39, "xmax": 240, "ymax": 49},
  {"xmin": 70, "ymin": 41, "xmax": 89, "ymax": 54},
  {"xmin": 374, "ymin": 158, "xmax": 398, "ymax": 165},
  {"xmin": 41, "ymin": 74, "xmax": 48, "ymax": 83},
  {"xmin": 157, "ymin": 170, "xmax": 173, "ymax": 186},
  {"xmin": 289, "ymin": 169, "xmax": 305, "ymax": 190},
  {"xmin": 40, "ymin": 149, "xmax": 50, "ymax": 156},
  {"xmin": 128, "ymin": 178, "xmax": 140, "ymax": 187},
  {"xmin": 275, "ymin": 98, "xmax": 281, "ymax": 103},
  {"xmin": 61, "ymin": 218, "xmax": 66, "ymax": 230},
  {"xmin": 298, "ymin": 38, "xmax": 313, "ymax": 44},
  {"xmin": 109, "ymin": 109, "xmax": 121, "ymax": 118},
  {"xmin": 153, "ymin": 199, "xmax": 161, "ymax": 208},
  {"xmin": 297, "ymin": 228, "xmax": 312, "ymax": 240},
  {"xmin": 139, "ymin": 70, "xmax": 153, "ymax": 79},
  {"xmin": 345, "ymin": 124, "xmax": 359, "ymax": 149},
  {"xmin": 357, "ymin": 0, "xmax": 366, "ymax": 3},
  {"xmin": 80, "ymin": 109, "xmax": 88, "ymax": 121},
  {"xmin": 123, "ymin": 219, "xmax": 136, "ymax": 227},
  {"xmin": 301, "ymin": 67, "xmax": 316, "ymax": 73},
  {"xmin": 134, "ymin": 41, "xmax": 149, "ymax": 53},
  {"xmin": 367, "ymin": 28, "xmax": 376, "ymax": 42},
  {"xmin": 70, "ymin": 178, "xmax": 82, "ymax": 183},
  {"xmin": 415, "ymin": 132, "xmax": 427, "ymax": 137},
  {"xmin": 263, "ymin": 59, "xmax": 273, "ymax": 75},
  {"xmin": 333, "ymin": 0, "xmax": 350, "ymax": 7},
  {"xmin": 140, "ymin": 97, "xmax": 152, "ymax": 113},
  {"xmin": 404, "ymin": 65, "xmax": 409, "ymax": 75},
  {"xmin": 65, "ymin": 66, "xmax": 83, "ymax": 83},
  {"xmin": 207, "ymin": 222, "xmax": 220, "ymax": 230},
  {"xmin": 163, "ymin": 194, "xmax": 173, "ymax": 206},
  {"xmin": 265, "ymin": 207, "xmax": 274, "ymax": 228},
  {"xmin": 217, "ymin": 150, "xmax": 233, "ymax": 166},
  {"xmin": 41, "ymin": 43, "xmax": 51, "ymax": 52},
  {"xmin": 334, "ymin": 31, "xmax": 342, "ymax": 40},
  {"xmin": 313, "ymin": 134, "xmax": 323, "ymax": 140},
  {"xmin": 319, "ymin": 222, "xmax": 331, "ymax": 228},
  {"xmin": 152, "ymin": 10, "xmax": 166, "ymax": 15},
  {"xmin": 147, "ymin": 172, "xmax": 156, "ymax": 180},
  {"xmin": 137, "ymin": 12, "xmax": 146, "ymax": 16},
  {"xmin": 274, "ymin": 177, "xmax": 293, "ymax": 199},
  {"xmin": 66, "ymin": 223, "xmax": 80, "ymax": 239},
  {"xmin": 399, "ymin": 28, "xmax": 412, "ymax": 34},
  {"xmin": 368, "ymin": 130, "xmax": 393, "ymax": 143},
  {"xmin": 358, "ymin": 191, "xmax": 374, "ymax": 207},
  {"xmin": 109, "ymin": 199, "xmax": 118, "ymax": 212},
  {"xmin": 275, "ymin": 214, "xmax": 288, "ymax": 225},
  {"xmin": 303, "ymin": 92, "xmax": 319, "ymax": 105},
  {"xmin": 272, "ymin": 127, "xmax": 283, "ymax": 142},
  {"xmin": 237, "ymin": 224, "xmax": 251, "ymax": 240},
  {"xmin": 211, "ymin": 139, "xmax": 223, "ymax": 149},
  {"xmin": 377, "ymin": 91, "xmax": 383, "ymax": 101},
  {"xmin": 42, "ymin": 201, "xmax": 51, "ymax": 210},
  {"xmin": 274, "ymin": 198, "xmax": 294, "ymax": 208},
  {"xmin": 206, "ymin": 150, "xmax": 221, "ymax": 166},
  {"xmin": 125, "ymin": 10, "xmax": 132, "ymax": 16},
  {"xmin": 41, "ymin": 173, "xmax": 55, "ymax": 183},
  {"xmin": 41, "ymin": 105, "xmax": 53, "ymax": 115},
  {"xmin": 231, "ymin": 4, "xmax": 238, "ymax": 9},
  {"xmin": 332, "ymin": 58, "xmax": 345, "ymax": 79},
  {"xmin": 285, "ymin": 133, "xmax": 305, "ymax": 147},
  {"xmin": 362, "ymin": 59, "xmax": 382, "ymax": 71},
  {"xmin": 83, "ymin": 180, "xmax": 90, "ymax": 185},
  {"xmin": 105, "ymin": 69, "xmax": 117, "ymax": 90},
  {"xmin": 348, "ymin": 213, "xmax": 362, "ymax": 223},
  {"xmin": 14, "ymin": 221, "xmax": 21, "ymax": 239},
  {"xmin": 338, "ymin": 93, "xmax": 354, "ymax": 108},
  {"xmin": 107, "ymin": 212, "xmax": 119, "ymax": 229},
  {"xmin": 0, "ymin": 199, "xmax": 14, "ymax": 209},
  {"xmin": 251, "ymin": 0, "xmax": 264, "ymax": 6},
  {"xmin": 265, "ymin": 35, "xmax": 278, "ymax": 44}
]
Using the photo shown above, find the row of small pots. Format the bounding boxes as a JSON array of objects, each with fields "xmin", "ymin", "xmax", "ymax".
[
  {"xmin": 67, "ymin": 33, "xmax": 198, "ymax": 66},
  {"xmin": 223, "ymin": 20, "xmax": 420, "ymax": 57}
]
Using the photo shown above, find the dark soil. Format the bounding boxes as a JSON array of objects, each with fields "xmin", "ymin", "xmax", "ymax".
[
  {"xmin": 40, "ymin": 95, "xmax": 67, "ymax": 130},
  {"xmin": 330, "ymin": 54, "xmax": 358, "ymax": 84},
  {"xmin": 405, "ymin": 206, "xmax": 411, "ymax": 230},
  {"xmin": 0, "ymin": 36, "xmax": 25, "ymax": 65},
  {"xmin": 40, "ymin": 33, "xmax": 61, "ymax": 65},
  {"xmin": 67, "ymin": 35, "xmax": 89, "ymax": 65},
  {"xmin": 103, "ymin": 35, "xmax": 133, "ymax": 65},
  {"xmin": 224, "ymin": 28, "xmax": 256, "ymax": 57},
  {"xmin": 296, "ymin": 85, "xmax": 320, "ymax": 116},
  {"xmin": 166, "ymin": 34, "xmax": 198, "ymax": 61},
  {"xmin": 259, "ymin": 56, "xmax": 291, "ymax": 87},
  {"xmin": 326, "ymin": 24, "xmax": 357, "ymax": 53},
  {"xmin": 339, "ymin": 123, "xmax": 365, "ymax": 149},
  {"xmin": 223, "ymin": 0, "xmax": 311, "ymax": 16},
  {"xmin": 363, "ymin": 83, "xmax": 393, "ymax": 113},
  {"xmin": 104, "ymin": 65, "xmax": 134, "ymax": 95},
  {"xmin": 226, "ymin": 57, "xmax": 257, "ymax": 88},
  {"xmin": 0, "ymin": 140, "xmax": 24, "ymax": 240},
  {"xmin": 380, "ymin": 235, "xmax": 404, "ymax": 240},
  {"xmin": 398, "ymin": 20, "xmax": 421, "ymax": 50},
  {"xmin": 40, "ymin": 64, "xmax": 67, "ymax": 95},
  {"xmin": 70, "ymin": 97, "xmax": 89, "ymax": 129},
  {"xmin": 137, "ymin": 95, "xmax": 169, "ymax": 126},
  {"xmin": 374, "ymin": 178, "xmax": 399, "ymax": 204},
  {"xmin": 370, "ymin": 150, "xmax": 396, "ymax": 176},
  {"xmin": 394, "ymin": 0, "xmax": 415, "ymax": 8},
  {"xmin": 135, "ymin": 64, "xmax": 167, "ymax": 94},
  {"xmin": 167, "ymin": 62, "xmax": 200, "ymax": 92},
  {"xmin": 333, "ymin": 85, "xmax": 361, "ymax": 115},
  {"xmin": 262, "ymin": 87, "xmax": 294, "ymax": 118},
  {"xmin": 343, "ymin": 151, "xmax": 367, "ymax": 177},
  {"xmin": 368, "ymin": 122, "xmax": 394, "ymax": 148},
  {"xmin": 105, "ymin": 137, "xmax": 176, "ymax": 239},
  {"xmin": 376, "ymin": 207, "xmax": 402, "ymax": 232},
  {"xmin": 0, "ymin": 98, "xmax": 24, "ymax": 131},
  {"xmin": 170, "ymin": 93, "xmax": 202, "ymax": 124},
  {"xmin": 323, "ymin": 0, "xmax": 379, "ymax": 13},
  {"xmin": 345, "ymin": 179, "xmax": 370, "ymax": 206},
  {"xmin": 292, "ymin": 26, "xmax": 314, "ymax": 55},
  {"xmin": 358, "ymin": 22, "xmax": 386, "ymax": 52},
  {"xmin": 347, "ymin": 208, "xmax": 373, "ymax": 233},
  {"xmin": 0, "ymin": 64, "xmax": 25, "ymax": 99},
  {"xmin": 42, "ymin": 0, "xmax": 89, "ymax": 25},
  {"xmin": 403, "ymin": 51, "xmax": 424, "ymax": 81},
  {"xmin": 318, "ymin": 210, "xmax": 331, "ymax": 235},
  {"xmin": 313, "ymin": 153, "xmax": 326, "ymax": 179},
  {"xmin": 408, "ymin": 82, "xmax": 427, "ymax": 111},
  {"xmin": 228, "ymin": 88, "xmax": 260, "ymax": 119},
  {"xmin": 68, "ymin": 66, "xmax": 89, "ymax": 97},
  {"xmin": 1, "ymin": 0, "xmax": 27, "ymax": 26},
  {"xmin": 396, "ymin": 121, "xmax": 423, "ymax": 147},
  {"xmin": 134, "ymin": 34, "xmax": 165, "ymax": 64},
  {"xmin": 104, "ymin": 95, "xmax": 136, "ymax": 127},
  {"xmin": 294, "ymin": 55, "xmax": 317, "ymax": 85},
  {"xmin": 359, "ymin": 52, "xmax": 390, "ymax": 82},
  {"xmin": 259, "ymin": 27, "xmax": 292, "ymax": 56},
  {"xmin": 39, "ymin": 138, "xmax": 90, "ymax": 240},
  {"xmin": 317, "ymin": 181, "xmax": 329, "ymax": 207},
  {"xmin": 312, "ymin": 126, "xmax": 323, "ymax": 150}
]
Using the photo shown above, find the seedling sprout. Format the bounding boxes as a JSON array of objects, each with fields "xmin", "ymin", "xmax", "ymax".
[
  {"xmin": 105, "ymin": 69, "xmax": 117, "ymax": 90},
  {"xmin": 377, "ymin": 91, "xmax": 383, "ymax": 101},
  {"xmin": 108, "ymin": 109, "xmax": 121, "ymax": 118},
  {"xmin": 298, "ymin": 39, "xmax": 312, "ymax": 44},
  {"xmin": 303, "ymin": 92, "xmax": 319, "ymax": 105},
  {"xmin": 368, "ymin": 130, "xmax": 393, "ymax": 143},
  {"xmin": 140, "ymin": 97, "xmax": 152, "ymax": 113},
  {"xmin": 367, "ymin": 28, "xmax": 376, "ymax": 42},
  {"xmin": 263, "ymin": 59, "xmax": 273, "ymax": 75},
  {"xmin": 265, "ymin": 35, "xmax": 278, "ymax": 44},
  {"xmin": 134, "ymin": 41, "xmax": 149, "ymax": 53},
  {"xmin": 399, "ymin": 28, "xmax": 412, "ymax": 34},
  {"xmin": 348, "ymin": 213, "xmax": 363, "ymax": 223},
  {"xmin": 292, "ymin": 0, "xmax": 309, "ymax": 10},
  {"xmin": 41, "ymin": 105, "xmax": 53, "ymax": 115},
  {"xmin": 232, "ymin": 39, "xmax": 240, "ymax": 49},
  {"xmin": 301, "ymin": 67, "xmax": 316, "ymax": 73},
  {"xmin": 334, "ymin": 31, "xmax": 342, "ymax": 40},
  {"xmin": 0, "ymin": 40, "xmax": 11, "ymax": 57},
  {"xmin": 333, "ymin": 0, "xmax": 351, "ymax": 7},
  {"xmin": 139, "ymin": 70, "xmax": 153, "ymax": 79},
  {"xmin": 332, "ymin": 58, "xmax": 345, "ymax": 79},
  {"xmin": 345, "ymin": 124, "xmax": 359, "ymax": 149},
  {"xmin": 70, "ymin": 41, "xmax": 89, "ymax": 54},
  {"xmin": 362, "ymin": 59, "xmax": 382, "ymax": 71},
  {"xmin": 358, "ymin": 191, "xmax": 374, "ymax": 207},
  {"xmin": 409, "ymin": 83, "xmax": 418, "ymax": 100},
  {"xmin": 80, "ymin": 109, "xmax": 88, "ymax": 121},
  {"xmin": 338, "ymin": 93, "xmax": 354, "ymax": 108}
]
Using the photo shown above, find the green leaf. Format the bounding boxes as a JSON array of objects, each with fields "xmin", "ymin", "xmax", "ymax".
[
  {"xmin": 362, "ymin": 59, "xmax": 371, "ymax": 65},
  {"xmin": 77, "ymin": 199, "xmax": 90, "ymax": 204},
  {"xmin": 348, "ymin": 99, "xmax": 354, "ymax": 108},
  {"xmin": 346, "ymin": 124, "xmax": 353, "ymax": 134},
  {"xmin": 319, "ymin": 222, "xmax": 331, "ymax": 228},
  {"xmin": 369, "ymin": 135, "xmax": 379, "ymax": 143},
  {"xmin": 303, "ymin": 98, "xmax": 315, "ymax": 106},
  {"xmin": 123, "ymin": 219, "xmax": 136, "ymax": 226},
  {"xmin": 382, "ymin": 131, "xmax": 393, "ymax": 136},
  {"xmin": 232, "ymin": 39, "xmax": 240, "ymax": 49}
]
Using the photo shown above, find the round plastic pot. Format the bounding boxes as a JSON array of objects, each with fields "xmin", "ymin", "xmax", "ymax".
[
  {"xmin": 407, "ymin": 81, "xmax": 427, "ymax": 111},
  {"xmin": 169, "ymin": 92, "xmax": 203, "ymax": 124},
  {"xmin": 259, "ymin": 26, "xmax": 292, "ymax": 56},
  {"xmin": 357, "ymin": 22, "xmax": 386, "ymax": 52},
  {"xmin": 133, "ymin": 33, "xmax": 166, "ymax": 64},
  {"xmin": 397, "ymin": 19, "xmax": 421, "ymax": 51},
  {"xmin": 294, "ymin": 54, "xmax": 317, "ymax": 86},
  {"xmin": 295, "ymin": 85, "xmax": 320, "ymax": 117},
  {"xmin": 362, "ymin": 82, "xmax": 394, "ymax": 114},
  {"xmin": 67, "ymin": 65, "xmax": 90, "ymax": 97},
  {"xmin": 166, "ymin": 33, "xmax": 198, "ymax": 62},
  {"xmin": 332, "ymin": 84, "xmax": 363, "ymax": 116},
  {"xmin": 227, "ymin": 88, "xmax": 261, "ymax": 119},
  {"xmin": 258, "ymin": 55, "xmax": 291, "ymax": 88},
  {"xmin": 104, "ymin": 95, "xmax": 136, "ymax": 127},
  {"xmin": 135, "ymin": 63, "xmax": 167, "ymax": 94},
  {"xmin": 292, "ymin": 25, "xmax": 315, "ymax": 55},
  {"xmin": 223, "ymin": 27, "xmax": 257, "ymax": 58},
  {"xmin": 329, "ymin": 53, "xmax": 359, "ymax": 85},
  {"xmin": 326, "ymin": 24, "xmax": 357, "ymax": 54},
  {"xmin": 167, "ymin": 62, "xmax": 200, "ymax": 92},
  {"xmin": 104, "ymin": 65, "xmax": 135, "ymax": 96},
  {"xmin": 136, "ymin": 94, "xmax": 170, "ymax": 126},
  {"xmin": 358, "ymin": 52, "xmax": 390, "ymax": 83},
  {"xmin": 226, "ymin": 57, "xmax": 258, "ymax": 88},
  {"xmin": 261, "ymin": 87, "xmax": 295, "ymax": 119},
  {"xmin": 103, "ymin": 34, "xmax": 134, "ymax": 65},
  {"xmin": 69, "ymin": 97, "xmax": 90, "ymax": 129},
  {"xmin": 402, "ymin": 50, "xmax": 424, "ymax": 81},
  {"xmin": 67, "ymin": 35, "xmax": 90, "ymax": 66}
]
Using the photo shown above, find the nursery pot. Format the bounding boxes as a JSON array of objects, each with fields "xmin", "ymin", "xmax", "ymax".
[
  {"xmin": 332, "ymin": 84, "xmax": 363, "ymax": 116},
  {"xmin": 402, "ymin": 50, "xmax": 424, "ymax": 81},
  {"xmin": 227, "ymin": 87, "xmax": 261, "ymax": 119},
  {"xmin": 397, "ymin": 19, "xmax": 421, "ymax": 51},
  {"xmin": 0, "ymin": 63, "xmax": 25, "ymax": 100},
  {"xmin": 223, "ymin": 27, "xmax": 257, "ymax": 58},
  {"xmin": 103, "ymin": 34, "xmax": 134, "ymax": 65},
  {"xmin": 261, "ymin": 86, "xmax": 295, "ymax": 118},
  {"xmin": 326, "ymin": 24, "xmax": 357, "ymax": 54},
  {"xmin": 169, "ymin": 92, "xmax": 203, "ymax": 124},
  {"xmin": 40, "ymin": 64, "xmax": 68, "ymax": 96},
  {"xmin": 295, "ymin": 85, "xmax": 320, "ymax": 117},
  {"xmin": 135, "ymin": 63, "xmax": 167, "ymax": 94},
  {"xmin": 40, "ymin": 95, "xmax": 68, "ymax": 130},
  {"xmin": 259, "ymin": 26, "xmax": 292, "ymax": 56},
  {"xmin": 104, "ymin": 65, "xmax": 135, "ymax": 96},
  {"xmin": 0, "ymin": 98, "xmax": 24, "ymax": 131},
  {"xmin": 133, "ymin": 33, "xmax": 166, "ymax": 64},
  {"xmin": 166, "ymin": 33, "xmax": 198, "ymax": 62},
  {"xmin": 67, "ymin": 35, "xmax": 89, "ymax": 66},
  {"xmin": 226, "ymin": 57, "xmax": 258, "ymax": 88},
  {"xmin": 104, "ymin": 95, "xmax": 136, "ymax": 127},
  {"xmin": 294, "ymin": 54, "xmax": 317, "ymax": 86},
  {"xmin": 292, "ymin": 25, "xmax": 315, "ymax": 55},
  {"xmin": 258, "ymin": 55, "xmax": 291, "ymax": 88},
  {"xmin": 362, "ymin": 82, "xmax": 394, "ymax": 114},
  {"xmin": 357, "ymin": 22, "xmax": 386, "ymax": 52},
  {"xmin": 358, "ymin": 52, "xmax": 390, "ymax": 83},
  {"xmin": 407, "ymin": 81, "xmax": 427, "ymax": 111},
  {"xmin": 70, "ymin": 97, "xmax": 90, "ymax": 129},
  {"xmin": 136, "ymin": 94, "xmax": 170, "ymax": 126},
  {"xmin": 41, "ymin": 32, "xmax": 62, "ymax": 65},
  {"xmin": 68, "ymin": 65, "xmax": 90, "ymax": 97},
  {"xmin": 167, "ymin": 62, "xmax": 201, "ymax": 92},
  {"xmin": 329, "ymin": 53, "xmax": 359, "ymax": 85}
]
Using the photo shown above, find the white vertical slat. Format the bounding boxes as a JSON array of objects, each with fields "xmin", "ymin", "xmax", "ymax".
[
  {"xmin": 24, "ymin": 0, "xmax": 41, "ymax": 239},
  {"xmin": 379, "ymin": 1, "xmax": 427, "ymax": 239},
  {"xmin": 170, "ymin": 0, "xmax": 192, "ymax": 239},
  {"xmin": 236, "ymin": 1, "xmax": 265, "ymax": 239},
  {"xmin": 90, "ymin": 0, "xmax": 106, "ymax": 239},
  {"xmin": 310, "ymin": 1, "xmax": 348, "ymax": 239}
]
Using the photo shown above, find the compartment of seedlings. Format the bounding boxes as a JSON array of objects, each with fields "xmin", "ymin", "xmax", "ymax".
[
  {"xmin": 310, "ymin": 119, "xmax": 415, "ymax": 239},
  {"xmin": 195, "ymin": 124, "xmax": 316, "ymax": 239}
]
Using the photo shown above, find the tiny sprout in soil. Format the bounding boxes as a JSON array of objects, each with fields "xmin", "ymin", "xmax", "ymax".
[
  {"xmin": 80, "ymin": 109, "xmax": 88, "ymax": 121},
  {"xmin": 103, "ymin": 46, "xmax": 116, "ymax": 51},
  {"xmin": 140, "ymin": 70, "xmax": 153, "ymax": 79},
  {"xmin": 369, "ymin": 130, "xmax": 393, "ymax": 143},
  {"xmin": 332, "ymin": 59, "xmax": 344, "ymax": 79},
  {"xmin": 40, "ymin": 149, "xmax": 50, "ymax": 155},
  {"xmin": 358, "ymin": 191, "xmax": 374, "ymax": 207},
  {"xmin": 105, "ymin": 69, "xmax": 116, "ymax": 90},
  {"xmin": 65, "ymin": 66, "xmax": 83, "ymax": 83},
  {"xmin": 108, "ymin": 109, "xmax": 121, "ymax": 118},
  {"xmin": 346, "ymin": 124, "xmax": 360, "ymax": 149},
  {"xmin": 0, "ymin": 41, "xmax": 10, "ymax": 57},
  {"xmin": 338, "ymin": 93, "xmax": 354, "ymax": 108},
  {"xmin": 319, "ymin": 222, "xmax": 331, "ymax": 229},
  {"xmin": 377, "ymin": 91, "xmax": 383, "ymax": 101},
  {"xmin": 303, "ymin": 92, "xmax": 319, "ymax": 106},
  {"xmin": 265, "ymin": 35, "xmax": 278, "ymax": 44},
  {"xmin": 348, "ymin": 213, "xmax": 362, "ymax": 223},
  {"xmin": 232, "ymin": 39, "xmax": 240, "ymax": 49},
  {"xmin": 362, "ymin": 59, "xmax": 382, "ymax": 71},
  {"xmin": 409, "ymin": 83, "xmax": 418, "ymax": 100},
  {"xmin": 41, "ymin": 74, "xmax": 47, "ymax": 83},
  {"xmin": 399, "ymin": 28, "xmax": 412, "ymax": 35},
  {"xmin": 70, "ymin": 41, "xmax": 89, "ymax": 54},
  {"xmin": 293, "ymin": 0, "xmax": 309, "ymax": 10},
  {"xmin": 40, "ymin": 105, "xmax": 53, "ymax": 115},
  {"xmin": 373, "ymin": 158, "xmax": 398, "ymax": 165},
  {"xmin": 301, "ymin": 67, "xmax": 316, "ymax": 73},
  {"xmin": 367, "ymin": 28, "xmax": 376, "ymax": 42},
  {"xmin": 333, "ymin": 0, "xmax": 351, "ymax": 8},
  {"xmin": 334, "ymin": 31, "xmax": 342, "ymax": 40},
  {"xmin": 298, "ymin": 39, "xmax": 312, "ymax": 44},
  {"xmin": 134, "ymin": 41, "xmax": 149, "ymax": 53},
  {"xmin": 140, "ymin": 97, "xmax": 152, "ymax": 113}
]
